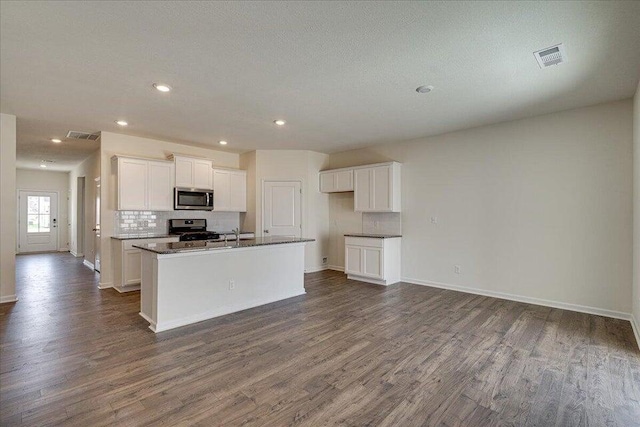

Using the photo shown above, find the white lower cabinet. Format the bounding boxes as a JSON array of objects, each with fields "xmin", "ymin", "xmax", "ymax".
[
  {"xmin": 344, "ymin": 236, "xmax": 401, "ymax": 285},
  {"xmin": 111, "ymin": 237, "xmax": 179, "ymax": 292}
]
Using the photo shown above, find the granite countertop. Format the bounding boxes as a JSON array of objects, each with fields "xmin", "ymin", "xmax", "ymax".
[
  {"xmin": 344, "ymin": 233, "xmax": 402, "ymax": 239},
  {"xmin": 111, "ymin": 234, "xmax": 175, "ymax": 240},
  {"xmin": 133, "ymin": 236, "xmax": 315, "ymax": 254}
]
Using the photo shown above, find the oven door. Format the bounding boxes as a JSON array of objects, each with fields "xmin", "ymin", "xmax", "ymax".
[{"xmin": 174, "ymin": 188, "xmax": 214, "ymax": 210}]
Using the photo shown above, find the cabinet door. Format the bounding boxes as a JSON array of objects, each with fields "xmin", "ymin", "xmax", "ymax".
[
  {"xmin": 175, "ymin": 157, "xmax": 194, "ymax": 188},
  {"xmin": 212, "ymin": 169, "xmax": 230, "ymax": 211},
  {"xmin": 335, "ymin": 170, "xmax": 353, "ymax": 191},
  {"xmin": 354, "ymin": 168, "xmax": 372, "ymax": 211},
  {"xmin": 319, "ymin": 172, "xmax": 335, "ymax": 193},
  {"xmin": 345, "ymin": 245, "xmax": 363, "ymax": 275},
  {"xmin": 119, "ymin": 158, "xmax": 148, "ymax": 210},
  {"xmin": 372, "ymin": 165, "xmax": 392, "ymax": 211},
  {"xmin": 148, "ymin": 161, "xmax": 174, "ymax": 211},
  {"xmin": 362, "ymin": 247, "xmax": 383, "ymax": 278},
  {"xmin": 193, "ymin": 159, "xmax": 213, "ymax": 189},
  {"xmin": 229, "ymin": 171, "xmax": 247, "ymax": 212},
  {"xmin": 124, "ymin": 249, "xmax": 142, "ymax": 285}
]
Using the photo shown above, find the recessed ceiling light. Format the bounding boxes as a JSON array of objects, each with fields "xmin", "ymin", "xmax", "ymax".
[
  {"xmin": 51, "ymin": 138, "xmax": 62, "ymax": 143},
  {"xmin": 115, "ymin": 120, "xmax": 128, "ymax": 126},
  {"xmin": 40, "ymin": 164, "xmax": 47, "ymax": 168},
  {"xmin": 274, "ymin": 119, "xmax": 286, "ymax": 126},
  {"xmin": 153, "ymin": 83, "xmax": 171, "ymax": 92},
  {"xmin": 416, "ymin": 85, "xmax": 434, "ymax": 94},
  {"xmin": 219, "ymin": 140, "xmax": 228, "ymax": 145}
]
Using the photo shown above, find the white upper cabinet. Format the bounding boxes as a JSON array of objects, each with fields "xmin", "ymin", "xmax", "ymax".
[
  {"xmin": 321, "ymin": 162, "xmax": 401, "ymax": 212},
  {"xmin": 172, "ymin": 155, "xmax": 213, "ymax": 189},
  {"xmin": 147, "ymin": 161, "xmax": 174, "ymax": 211},
  {"xmin": 212, "ymin": 168, "xmax": 247, "ymax": 212},
  {"xmin": 319, "ymin": 169, "xmax": 353, "ymax": 193},
  {"xmin": 114, "ymin": 156, "xmax": 174, "ymax": 211}
]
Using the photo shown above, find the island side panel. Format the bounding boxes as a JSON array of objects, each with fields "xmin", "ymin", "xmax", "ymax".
[
  {"xmin": 153, "ymin": 243, "xmax": 306, "ymax": 332},
  {"xmin": 139, "ymin": 250, "xmax": 158, "ymax": 329}
]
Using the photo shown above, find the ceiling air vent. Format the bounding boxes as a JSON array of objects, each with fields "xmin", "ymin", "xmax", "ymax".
[
  {"xmin": 533, "ymin": 43, "xmax": 567, "ymax": 68},
  {"xmin": 66, "ymin": 130, "xmax": 100, "ymax": 141}
]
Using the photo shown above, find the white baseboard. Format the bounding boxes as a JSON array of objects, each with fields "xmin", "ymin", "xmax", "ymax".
[
  {"xmin": 401, "ymin": 276, "xmax": 632, "ymax": 321},
  {"xmin": 58, "ymin": 248, "xmax": 69, "ymax": 252},
  {"xmin": 82, "ymin": 259, "xmax": 94, "ymax": 270},
  {"xmin": 631, "ymin": 315, "xmax": 640, "ymax": 351},
  {"xmin": 347, "ymin": 274, "xmax": 389, "ymax": 286},
  {"xmin": 328, "ymin": 265, "xmax": 344, "ymax": 272},
  {"xmin": 70, "ymin": 251, "xmax": 84, "ymax": 257},
  {"xmin": 305, "ymin": 265, "xmax": 329, "ymax": 273},
  {"xmin": 0, "ymin": 294, "xmax": 18, "ymax": 304},
  {"xmin": 114, "ymin": 285, "xmax": 140, "ymax": 293},
  {"xmin": 139, "ymin": 311, "xmax": 155, "ymax": 329},
  {"xmin": 98, "ymin": 282, "xmax": 113, "ymax": 290}
]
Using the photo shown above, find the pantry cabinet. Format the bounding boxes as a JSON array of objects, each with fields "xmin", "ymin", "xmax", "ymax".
[
  {"xmin": 212, "ymin": 168, "xmax": 247, "ymax": 212},
  {"xmin": 172, "ymin": 155, "xmax": 213, "ymax": 190},
  {"xmin": 113, "ymin": 156, "xmax": 174, "ymax": 211}
]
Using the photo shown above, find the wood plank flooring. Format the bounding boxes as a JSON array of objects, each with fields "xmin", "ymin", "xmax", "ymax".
[{"xmin": 1, "ymin": 252, "xmax": 639, "ymax": 426}]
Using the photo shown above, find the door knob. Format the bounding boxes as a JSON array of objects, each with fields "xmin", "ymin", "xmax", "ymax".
[{"xmin": 263, "ymin": 229, "xmax": 270, "ymax": 234}]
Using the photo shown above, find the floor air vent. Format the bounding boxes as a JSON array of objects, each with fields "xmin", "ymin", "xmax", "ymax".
[
  {"xmin": 66, "ymin": 131, "xmax": 100, "ymax": 141},
  {"xmin": 534, "ymin": 44, "xmax": 567, "ymax": 68}
]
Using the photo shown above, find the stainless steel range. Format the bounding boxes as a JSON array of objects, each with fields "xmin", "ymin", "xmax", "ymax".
[{"xmin": 168, "ymin": 219, "xmax": 220, "ymax": 241}]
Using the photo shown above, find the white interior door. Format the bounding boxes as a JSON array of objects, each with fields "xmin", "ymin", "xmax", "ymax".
[
  {"xmin": 18, "ymin": 190, "xmax": 58, "ymax": 253},
  {"xmin": 263, "ymin": 181, "xmax": 301, "ymax": 237}
]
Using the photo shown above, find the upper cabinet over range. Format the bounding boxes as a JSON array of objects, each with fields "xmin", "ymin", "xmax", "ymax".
[
  {"xmin": 170, "ymin": 155, "xmax": 213, "ymax": 190},
  {"xmin": 319, "ymin": 162, "xmax": 401, "ymax": 212}
]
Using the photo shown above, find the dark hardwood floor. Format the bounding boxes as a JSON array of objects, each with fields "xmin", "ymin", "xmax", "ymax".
[{"xmin": 1, "ymin": 252, "xmax": 639, "ymax": 426}]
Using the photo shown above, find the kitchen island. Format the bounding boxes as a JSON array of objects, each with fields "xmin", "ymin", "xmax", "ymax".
[{"xmin": 134, "ymin": 236, "xmax": 314, "ymax": 332}]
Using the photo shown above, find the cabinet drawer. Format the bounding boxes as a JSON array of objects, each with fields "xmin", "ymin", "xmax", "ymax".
[{"xmin": 345, "ymin": 237, "xmax": 384, "ymax": 248}]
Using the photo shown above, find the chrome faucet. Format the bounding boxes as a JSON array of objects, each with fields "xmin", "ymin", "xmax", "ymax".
[{"xmin": 232, "ymin": 227, "xmax": 240, "ymax": 242}]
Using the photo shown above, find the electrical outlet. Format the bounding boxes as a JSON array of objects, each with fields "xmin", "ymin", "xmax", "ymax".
[
  {"xmin": 374, "ymin": 221, "xmax": 380, "ymax": 229},
  {"xmin": 454, "ymin": 265, "xmax": 461, "ymax": 274},
  {"xmin": 229, "ymin": 280, "xmax": 235, "ymax": 290},
  {"xmin": 322, "ymin": 257, "xmax": 328, "ymax": 265}
]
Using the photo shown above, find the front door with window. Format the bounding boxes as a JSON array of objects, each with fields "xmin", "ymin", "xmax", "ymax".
[{"xmin": 18, "ymin": 191, "xmax": 58, "ymax": 253}]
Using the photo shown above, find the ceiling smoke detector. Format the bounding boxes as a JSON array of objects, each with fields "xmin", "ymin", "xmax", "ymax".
[
  {"xmin": 66, "ymin": 131, "xmax": 100, "ymax": 141},
  {"xmin": 534, "ymin": 43, "xmax": 567, "ymax": 68},
  {"xmin": 416, "ymin": 85, "xmax": 434, "ymax": 94}
]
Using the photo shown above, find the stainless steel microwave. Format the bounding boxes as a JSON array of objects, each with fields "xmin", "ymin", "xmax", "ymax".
[{"xmin": 174, "ymin": 187, "xmax": 214, "ymax": 210}]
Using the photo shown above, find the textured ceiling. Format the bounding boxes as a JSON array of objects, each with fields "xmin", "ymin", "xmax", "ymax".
[{"xmin": 1, "ymin": 1, "xmax": 639, "ymax": 170}]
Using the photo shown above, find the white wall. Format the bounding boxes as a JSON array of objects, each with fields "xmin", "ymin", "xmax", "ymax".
[
  {"xmin": 249, "ymin": 150, "xmax": 330, "ymax": 272},
  {"xmin": 69, "ymin": 150, "xmax": 100, "ymax": 262},
  {"xmin": 329, "ymin": 99, "xmax": 634, "ymax": 315},
  {"xmin": 16, "ymin": 169, "xmax": 70, "ymax": 251},
  {"xmin": 0, "ymin": 113, "xmax": 17, "ymax": 303},
  {"xmin": 98, "ymin": 132, "xmax": 240, "ymax": 288},
  {"xmin": 633, "ymin": 81, "xmax": 640, "ymax": 335}
]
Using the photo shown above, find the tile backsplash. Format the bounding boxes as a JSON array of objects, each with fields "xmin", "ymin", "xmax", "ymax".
[
  {"xmin": 114, "ymin": 210, "xmax": 241, "ymax": 235},
  {"xmin": 362, "ymin": 212, "xmax": 402, "ymax": 235}
]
